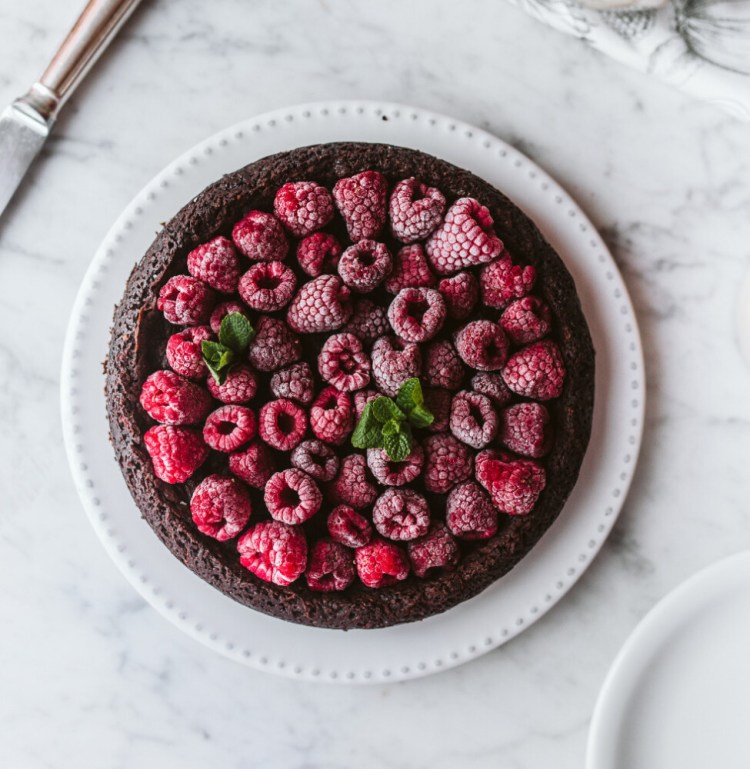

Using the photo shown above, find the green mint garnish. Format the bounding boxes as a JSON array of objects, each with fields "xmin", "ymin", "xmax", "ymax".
[{"xmin": 201, "ymin": 312, "xmax": 255, "ymax": 385}]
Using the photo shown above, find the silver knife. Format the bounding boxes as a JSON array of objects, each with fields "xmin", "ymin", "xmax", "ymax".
[{"xmin": 0, "ymin": 0, "xmax": 143, "ymax": 219}]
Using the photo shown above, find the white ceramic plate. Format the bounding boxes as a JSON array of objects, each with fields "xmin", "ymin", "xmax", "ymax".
[
  {"xmin": 587, "ymin": 550, "xmax": 750, "ymax": 769},
  {"xmin": 60, "ymin": 101, "xmax": 644, "ymax": 683}
]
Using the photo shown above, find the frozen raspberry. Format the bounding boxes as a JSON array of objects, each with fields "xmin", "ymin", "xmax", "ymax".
[
  {"xmin": 476, "ymin": 457, "xmax": 546, "ymax": 516},
  {"xmin": 190, "ymin": 474, "xmax": 252, "ymax": 541},
  {"xmin": 424, "ymin": 340, "xmax": 465, "ymax": 391},
  {"xmin": 317, "ymin": 333, "xmax": 370, "ymax": 392},
  {"xmin": 502, "ymin": 340, "xmax": 565, "ymax": 400},
  {"xmin": 209, "ymin": 300, "xmax": 245, "ymax": 334},
  {"xmin": 166, "ymin": 326, "xmax": 213, "ymax": 380},
  {"xmin": 207, "ymin": 364, "xmax": 258, "ymax": 404},
  {"xmin": 274, "ymin": 181, "xmax": 334, "ymax": 237},
  {"xmin": 157, "ymin": 275, "xmax": 215, "ymax": 325},
  {"xmin": 264, "ymin": 468, "xmax": 322, "ymax": 525},
  {"xmin": 286, "ymin": 275, "xmax": 353, "ymax": 334},
  {"xmin": 475, "ymin": 448, "xmax": 514, "ymax": 490},
  {"xmin": 338, "ymin": 240, "xmax": 392, "ymax": 293},
  {"xmin": 438, "ymin": 271, "xmax": 479, "ymax": 320},
  {"xmin": 370, "ymin": 335, "xmax": 421, "ymax": 397},
  {"xmin": 310, "ymin": 386, "xmax": 353, "ymax": 445},
  {"xmin": 270, "ymin": 362, "xmax": 315, "ymax": 405},
  {"xmin": 480, "ymin": 254, "xmax": 536, "ymax": 309},
  {"xmin": 327, "ymin": 505, "xmax": 372, "ymax": 548},
  {"xmin": 246, "ymin": 316, "xmax": 302, "ymax": 372},
  {"xmin": 342, "ymin": 300, "xmax": 389, "ymax": 346},
  {"xmin": 423, "ymin": 433, "xmax": 473, "ymax": 493},
  {"xmin": 446, "ymin": 481, "xmax": 498, "ymax": 540},
  {"xmin": 305, "ymin": 538, "xmax": 355, "ymax": 591},
  {"xmin": 333, "ymin": 170, "xmax": 387, "ymax": 241},
  {"xmin": 454, "ymin": 320, "xmax": 510, "ymax": 371},
  {"xmin": 373, "ymin": 488, "xmax": 429, "ymax": 541},
  {"xmin": 140, "ymin": 369, "xmax": 212, "ymax": 425},
  {"xmin": 296, "ymin": 232, "xmax": 342, "ymax": 277},
  {"xmin": 228, "ymin": 440, "xmax": 275, "ymax": 488},
  {"xmin": 389, "ymin": 177, "xmax": 446, "ymax": 243},
  {"xmin": 353, "ymin": 388, "xmax": 379, "ymax": 420},
  {"xmin": 408, "ymin": 523, "xmax": 460, "ymax": 577},
  {"xmin": 328, "ymin": 453, "xmax": 377, "ymax": 510},
  {"xmin": 355, "ymin": 538, "xmax": 409, "ymax": 588},
  {"xmin": 449, "ymin": 390, "xmax": 499, "ymax": 449},
  {"xmin": 237, "ymin": 520, "xmax": 307, "ymax": 586},
  {"xmin": 203, "ymin": 405, "xmax": 257, "ymax": 452},
  {"xmin": 500, "ymin": 402, "xmax": 553, "ymax": 458},
  {"xmin": 258, "ymin": 398, "xmax": 307, "ymax": 451},
  {"xmin": 291, "ymin": 439, "xmax": 339, "ymax": 482},
  {"xmin": 384, "ymin": 244, "xmax": 436, "ymax": 295},
  {"xmin": 144, "ymin": 425, "xmax": 208, "ymax": 484},
  {"xmin": 500, "ymin": 296, "xmax": 552, "ymax": 345},
  {"xmin": 471, "ymin": 372, "xmax": 514, "ymax": 408},
  {"xmin": 238, "ymin": 261, "xmax": 297, "ymax": 312},
  {"xmin": 232, "ymin": 210, "xmax": 288, "ymax": 262},
  {"xmin": 187, "ymin": 236, "xmax": 241, "ymax": 293},
  {"xmin": 387, "ymin": 287, "xmax": 446, "ymax": 343},
  {"xmin": 424, "ymin": 388, "xmax": 451, "ymax": 433},
  {"xmin": 425, "ymin": 197, "xmax": 503, "ymax": 275},
  {"xmin": 367, "ymin": 443, "xmax": 424, "ymax": 486}
]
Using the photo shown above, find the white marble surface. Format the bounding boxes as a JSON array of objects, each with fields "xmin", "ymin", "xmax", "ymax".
[{"xmin": 1, "ymin": 1, "xmax": 750, "ymax": 767}]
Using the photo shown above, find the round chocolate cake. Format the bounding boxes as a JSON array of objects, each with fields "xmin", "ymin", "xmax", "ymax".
[{"xmin": 106, "ymin": 142, "xmax": 595, "ymax": 629}]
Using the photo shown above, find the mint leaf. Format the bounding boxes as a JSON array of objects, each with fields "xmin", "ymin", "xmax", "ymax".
[
  {"xmin": 372, "ymin": 396, "xmax": 405, "ymax": 424},
  {"xmin": 351, "ymin": 402, "xmax": 384, "ymax": 449},
  {"xmin": 201, "ymin": 340, "xmax": 235, "ymax": 385},
  {"xmin": 383, "ymin": 428, "xmax": 411, "ymax": 462},
  {"xmin": 219, "ymin": 312, "xmax": 255, "ymax": 355},
  {"xmin": 409, "ymin": 404, "xmax": 434, "ymax": 429},
  {"xmin": 381, "ymin": 418, "xmax": 401, "ymax": 437},
  {"xmin": 396, "ymin": 377, "xmax": 424, "ymax": 413}
]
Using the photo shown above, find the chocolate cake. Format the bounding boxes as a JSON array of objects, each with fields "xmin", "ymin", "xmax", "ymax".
[{"xmin": 106, "ymin": 142, "xmax": 595, "ymax": 629}]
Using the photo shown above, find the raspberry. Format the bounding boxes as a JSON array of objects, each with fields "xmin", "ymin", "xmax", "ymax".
[
  {"xmin": 500, "ymin": 402, "xmax": 553, "ymax": 458},
  {"xmin": 291, "ymin": 439, "xmax": 339, "ymax": 482},
  {"xmin": 475, "ymin": 448, "xmax": 514, "ymax": 489},
  {"xmin": 296, "ymin": 232, "xmax": 343, "ymax": 277},
  {"xmin": 140, "ymin": 369, "xmax": 212, "ymax": 425},
  {"xmin": 327, "ymin": 505, "xmax": 372, "ymax": 548},
  {"xmin": 190, "ymin": 474, "xmax": 252, "ymax": 541},
  {"xmin": 203, "ymin": 405, "xmax": 257, "ymax": 452},
  {"xmin": 264, "ymin": 468, "xmax": 322, "ymax": 525},
  {"xmin": 480, "ymin": 254, "xmax": 536, "ymax": 309},
  {"xmin": 476, "ymin": 457, "xmax": 546, "ymax": 516},
  {"xmin": 207, "ymin": 364, "xmax": 258, "ymax": 404},
  {"xmin": 500, "ymin": 296, "xmax": 552, "ymax": 345},
  {"xmin": 317, "ymin": 333, "xmax": 370, "ymax": 392},
  {"xmin": 454, "ymin": 320, "xmax": 510, "ymax": 371},
  {"xmin": 389, "ymin": 177, "xmax": 446, "ymax": 243},
  {"xmin": 187, "ymin": 236, "xmax": 241, "ymax": 293},
  {"xmin": 305, "ymin": 538, "xmax": 355, "ymax": 592},
  {"xmin": 373, "ymin": 488, "xmax": 430, "ymax": 541},
  {"xmin": 384, "ymin": 244, "xmax": 436, "ymax": 295},
  {"xmin": 232, "ymin": 210, "xmax": 288, "ymax": 262},
  {"xmin": 423, "ymin": 340, "xmax": 465, "ymax": 391},
  {"xmin": 238, "ymin": 261, "xmax": 297, "ymax": 312},
  {"xmin": 424, "ymin": 387, "xmax": 452, "ymax": 433},
  {"xmin": 144, "ymin": 425, "xmax": 208, "ymax": 484},
  {"xmin": 502, "ymin": 340, "xmax": 565, "ymax": 400},
  {"xmin": 338, "ymin": 240, "xmax": 392, "ymax": 293},
  {"xmin": 425, "ymin": 197, "xmax": 503, "ymax": 275},
  {"xmin": 353, "ymin": 388, "xmax": 380, "ymax": 420},
  {"xmin": 370, "ymin": 335, "xmax": 421, "ymax": 396},
  {"xmin": 228, "ymin": 440, "xmax": 275, "ymax": 488},
  {"xmin": 310, "ymin": 386, "xmax": 353, "ymax": 445},
  {"xmin": 209, "ymin": 300, "xmax": 245, "ymax": 334},
  {"xmin": 274, "ymin": 181, "xmax": 334, "ymax": 237},
  {"xmin": 438, "ymin": 271, "xmax": 479, "ymax": 320},
  {"xmin": 166, "ymin": 326, "xmax": 213, "ymax": 379},
  {"xmin": 286, "ymin": 275, "xmax": 353, "ymax": 334},
  {"xmin": 332, "ymin": 170, "xmax": 387, "ymax": 241},
  {"xmin": 423, "ymin": 433, "xmax": 473, "ymax": 493},
  {"xmin": 328, "ymin": 453, "xmax": 377, "ymax": 510},
  {"xmin": 446, "ymin": 481, "xmax": 498, "ymax": 540},
  {"xmin": 471, "ymin": 372, "xmax": 514, "ymax": 408},
  {"xmin": 367, "ymin": 443, "xmax": 424, "ymax": 487},
  {"xmin": 157, "ymin": 275, "xmax": 215, "ymax": 325},
  {"xmin": 387, "ymin": 287, "xmax": 446, "ymax": 343},
  {"xmin": 341, "ymin": 299, "xmax": 389, "ymax": 346},
  {"xmin": 258, "ymin": 398, "xmax": 307, "ymax": 451},
  {"xmin": 407, "ymin": 523, "xmax": 459, "ymax": 577},
  {"xmin": 449, "ymin": 389, "xmax": 499, "ymax": 449},
  {"xmin": 237, "ymin": 520, "xmax": 307, "ymax": 586},
  {"xmin": 246, "ymin": 316, "xmax": 302, "ymax": 372},
  {"xmin": 269, "ymin": 362, "xmax": 315, "ymax": 405},
  {"xmin": 355, "ymin": 538, "xmax": 410, "ymax": 588}
]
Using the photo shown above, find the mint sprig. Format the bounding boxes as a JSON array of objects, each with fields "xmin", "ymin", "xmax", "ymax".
[{"xmin": 201, "ymin": 312, "xmax": 255, "ymax": 385}]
